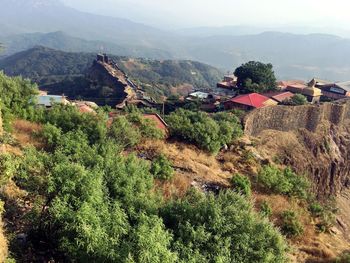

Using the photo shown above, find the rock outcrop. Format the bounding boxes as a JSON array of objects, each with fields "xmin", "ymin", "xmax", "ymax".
[
  {"xmin": 244, "ymin": 99, "xmax": 350, "ymax": 197},
  {"xmin": 244, "ymin": 99, "xmax": 350, "ymax": 137}
]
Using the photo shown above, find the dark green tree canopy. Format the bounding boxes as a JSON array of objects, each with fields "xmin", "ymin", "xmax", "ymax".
[{"xmin": 234, "ymin": 61, "xmax": 277, "ymax": 93}]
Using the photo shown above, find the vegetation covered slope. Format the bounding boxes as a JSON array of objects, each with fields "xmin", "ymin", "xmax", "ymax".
[
  {"xmin": 0, "ymin": 72, "xmax": 289, "ymax": 262},
  {"xmin": 0, "ymin": 46, "xmax": 222, "ymax": 99}
]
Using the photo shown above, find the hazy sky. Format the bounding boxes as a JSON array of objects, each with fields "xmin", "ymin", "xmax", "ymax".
[{"xmin": 62, "ymin": 0, "xmax": 350, "ymax": 29}]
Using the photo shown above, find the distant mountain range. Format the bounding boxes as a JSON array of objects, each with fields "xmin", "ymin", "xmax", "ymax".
[{"xmin": 1, "ymin": 0, "xmax": 350, "ymax": 81}]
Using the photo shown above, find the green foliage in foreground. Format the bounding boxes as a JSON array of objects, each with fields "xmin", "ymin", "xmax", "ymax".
[
  {"xmin": 161, "ymin": 190, "xmax": 287, "ymax": 263},
  {"xmin": 0, "ymin": 71, "xmax": 38, "ymax": 129},
  {"xmin": 257, "ymin": 165, "xmax": 310, "ymax": 199},
  {"xmin": 0, "ymin": 72, "xmax": 287, "ymax": 262},
  {"xmin": 10, "ymin": 105, "xmax": 287, "ymax": 262},
  {"xmin": 166, "ymin": 109, "xmax": 243, "ymax": 153}
]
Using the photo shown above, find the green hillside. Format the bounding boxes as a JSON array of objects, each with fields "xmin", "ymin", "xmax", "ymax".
[{"xmin": 0, "ymin": 46, "xmax": 223, "ymax": 100}]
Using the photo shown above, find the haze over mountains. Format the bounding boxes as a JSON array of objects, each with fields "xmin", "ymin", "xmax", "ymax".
[{"xmin": 1, "ymin": 0, "xmax": 350, "ymax": 81}]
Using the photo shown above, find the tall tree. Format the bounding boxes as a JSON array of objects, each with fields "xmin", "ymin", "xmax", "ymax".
[{"xmin": 234, "ymin": 61, "xmax": 277, "ymax": 93}]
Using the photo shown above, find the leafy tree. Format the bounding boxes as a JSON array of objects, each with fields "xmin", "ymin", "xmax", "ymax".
[
  {"xmin": 0, "ymin": 72, "xmax": 38, "ymax": 129},
  {"xmin": 234, "ymin": 61, "xmax": 277, "ymax": 93}
]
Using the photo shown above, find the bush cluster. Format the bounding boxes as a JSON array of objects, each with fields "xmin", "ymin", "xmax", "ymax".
[
  {"xmin": 230, "ymin": 173, "xmax": 252, "ymax": 196},
  {"xmin": 257, "ymin": 165, "xmax": 310, "ymax": 199},
  {"xmin": 1, "ymin": 72, "xmax": 288, "ymax": 262},
  {"xmin": 150, "ymin": 154, "xmax": 174, "ymax": 180},
  {"xmin": 280, "ymin": 210, "xmax": 304, "ymax": 238},
  {"xmin": 166, "ymin": 109, "xmax": 242, "ymax": 153}
]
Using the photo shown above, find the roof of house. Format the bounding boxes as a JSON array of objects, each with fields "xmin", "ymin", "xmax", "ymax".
[
  {"xmin": 227, "ymin": 93, "xmax": 271, "ymax": 108},
  {"xmin": 37, "ymin": 95, "xmax": 69, "ymax": 107},
  {"xmin": 271, "ymin": 92, "xmax": 294, "ymax": 102},
  {"xmin": 308, "ymin": 78, "xmax": 333, "ymax": 87},
  {"xmin": 189, "ymin": 91, "xmax": 210, "ymax": 99},
  {"xmin": 278, "ymin": 80, "xmax": 305, "ymax": 88},
  {"xmin": 286, "ymin": 84, "xmax": 307, "ymax": 94},
  {"xmin": 143, "ymin": 113, "xmax": 168, "ymax": 132},
  {"xmin": 302, "ymin": 87, "xmax": 322, "ymax": 97},
  {"xmin": 78, "ymin": 105, "xmax": 96, "ymax": 114},
  {"xmin": 335, "ymin": 81, "xmax": 350, "ymax": 92}
]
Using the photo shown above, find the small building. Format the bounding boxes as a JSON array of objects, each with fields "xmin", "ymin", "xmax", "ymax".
[
  {"xmin": 223, "ymin": 74, "xmax": 237, "ymax": 83},
  {"xmin": 302, "ymin": 87, "xmax": 322, "ymax": 103},
  {"xmin": 223, "ymin": 93, "xmax": 277, "ymax": 111},
  {"xmin": 187, "ymin": 91, "xmax": 211, "ymax": 101},
  {"xmin": 38, "ymin": 90, "xmax": 48, "ymax": 96},
  {"xmin": 312, "ymin": 81, "xmax": 350, "ymax": 100},
  {"xmin": 143, "ymin": 113, "xmax": 168, "ymax": 134},
  {"xmin": 263, "ymin": 91, "xmax": 295, "ymax": 104},
  {"xmin": 277, "ymin": 80, "xmax": 305, "ymax": 90},
  {"xmin": 36, "ymin": 95, "xmax": 70, "ymax": 108},
  {"xmin": 217, "ymin": 74, "xmax": 237, "ymax": 90},
  {"xmin": 308, "ymin": 78, "xmax": 333, "ymax": 88},
  {"xmin": 286, "ymin": 84, "xmax": 321, "ymax": 104}
]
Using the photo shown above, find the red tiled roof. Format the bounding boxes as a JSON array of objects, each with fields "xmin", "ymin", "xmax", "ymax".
[
  {"xmin": 227, "ymin": 93, "xmax": 270, "ymax": 108},
  {"xmin": 78, "ymin": 105, "xmax": 95, "ymax": 114},
  {"xmin": 271, "ymin": 92, "xmax": 294, "ymax": 103},
  {"xmin": 143, "ymin": 114, "xmax": 168, "ymax": 132}
]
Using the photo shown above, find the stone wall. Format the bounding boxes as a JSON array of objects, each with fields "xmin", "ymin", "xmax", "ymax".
[
  {"xmin": 245, "ymin": 99, "xmax": 350, "ymax": 197},
  {"xmin": 244, "ymin": 99, "xmax": 350, "ymax": 136}
]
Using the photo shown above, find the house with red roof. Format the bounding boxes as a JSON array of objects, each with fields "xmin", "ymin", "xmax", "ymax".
[
  {"xmin": 262, "ymin": 91, "xmax": 295, "ymax": 104},
  {"xmin": 142, "ymin": 113, "xmax": 169, "ymax": 134},
  {"xmin": 223, "ymin": 93, "xmax": 278, "ymax": 111}
]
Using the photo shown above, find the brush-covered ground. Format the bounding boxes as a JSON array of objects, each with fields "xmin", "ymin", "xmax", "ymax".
[{"xmin": 0, "ymin": 72, "xmax": 349, "ymax": 262}]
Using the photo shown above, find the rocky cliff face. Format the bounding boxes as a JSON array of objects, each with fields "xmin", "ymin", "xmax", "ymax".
[
  {"xmin": 244, "ymin": 99, "xmax": 350, "ymax": 137},
  {"xmin": 244, "ymin": 99, "xmax": 350, "ymax": 197},
  {"xmin": 86, "ymin": 60, "xmax": 131, "ymax": 106}
]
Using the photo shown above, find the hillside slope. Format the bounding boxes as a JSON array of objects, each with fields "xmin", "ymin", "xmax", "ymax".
[{"xmin": 0, "ymin": 47, "xmax": 222, "ymax": 100}]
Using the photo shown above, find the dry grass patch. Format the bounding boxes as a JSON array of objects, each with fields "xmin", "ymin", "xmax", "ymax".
[
  {"xmin": 12, "ymin": 119, "xmax": 43, "ymax": 148},
  {"xmin": 139, "ymin": 140, "xmax": 231, "ymax": 184}
]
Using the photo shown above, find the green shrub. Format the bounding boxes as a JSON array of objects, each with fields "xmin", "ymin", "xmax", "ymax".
[
  {"xmin": 166, "ymin": 109, "xmax": 242, "ymax": 153},
  {"xmin": 161, "ymin": 190, "xmax": 288, "ymax": 262},
  {"xmin": 260, "ymin": 201, "xmax": 273, "ymax": 218},
  {"xmin": 0, "ymin": 154, "xmax": 18, "ymax": 187},
  {"xmin": 127, "ymin": 112, "xmax": 165, "ymax": 140},
  {"xmin": 108, "ymin": 116, "xmax": 141, "ymax": 147},
  {"xmin": 150, "ymin": 154, "xmax": 174, "ymax": 180},
  {"xmin": 0, "ymin": 72, "xmax": 38, "ymax": 129},
  {"xmin": 257, "ymin": 165, "xmax": 310, "ymax": 199},
  {"xmin": 309, "ymin": 202, "xmax": 324, "ymax": 217},
  {"xmin": 336, "ymin": 252, "xmax": 350, "ymax": 263},
  {"xmin": 231, "ymin": 174, "xmax": 251, "ymax": 196},
  {"xmin": 280, "ymin": 210, "xmax": 304, "ymax": 238},
  {"xmin": 41, "ymin": 123, "xmax": 62, "ymax": 149}
]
